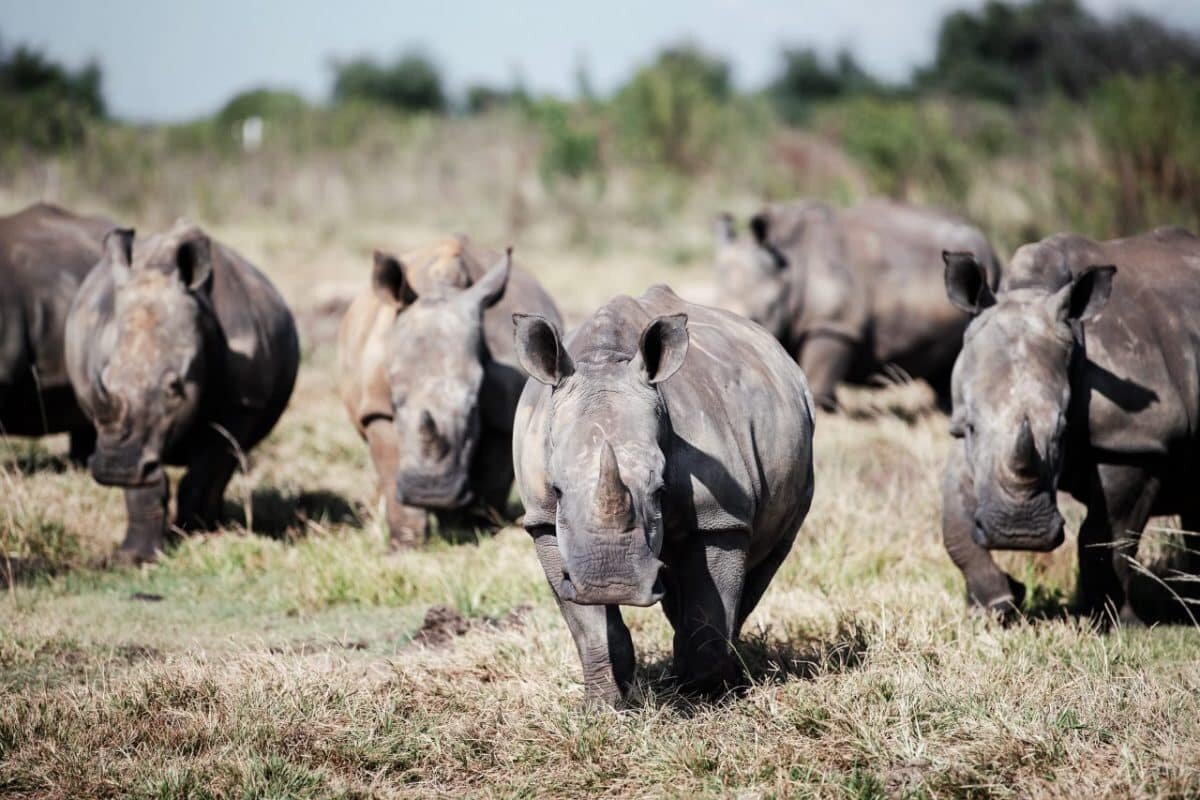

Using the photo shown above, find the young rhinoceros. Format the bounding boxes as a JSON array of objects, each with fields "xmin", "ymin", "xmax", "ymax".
[
  {"xmin": 337, "ymin": 236, "xmax": 562, "ymax": 546},
  {"xmin": 1, "ymin": 203, "xmax": 115, "ymax": 463},
  {"xmin": 941, "ymin": 226, "xmax": 1200, "ymax": 624},
  {"xmin": 512, "ymin": 284, "xmax": 816, "ymax": 706},
  {"xmin": 65, "ymin": 222, "xmax": 299, "ymax": 561}
]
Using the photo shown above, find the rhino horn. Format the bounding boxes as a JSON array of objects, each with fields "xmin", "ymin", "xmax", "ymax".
[
  {"xmin": 595, "ymin": 440, "xmax": 632, "ymax": 523},
  {"xmin": 1010, "ymin": 416, "xmax": 1039, "ymax": 478},
  {"xmin": 419, "ymin": 410, "xmax": 448, "ymax": 460}
]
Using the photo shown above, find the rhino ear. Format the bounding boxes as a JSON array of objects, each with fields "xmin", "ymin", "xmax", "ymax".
[
  {"xmin": 466, "ymin": 248, "xmax": 511, "ymax": 310},
  {"xmin": 1055, "ymin": 265, "xmax": 1116, "ymax": 324},
  {"xmin": 635, "ymin": 313, "xmax": 688, "ymax": 385},
  {"xmin": 944, "ymin": 251, "xmax": 994, "ymax": 314},
  {"xmin": 104, "ymin": 228, "xmax": 134, "ymax": 285},
  {"xmin": 749, "ymin": 212, "xmax": 770, "ymax": 245},
  {"xmin": 513, "ymin": 313, "xmax": 573, "ymax": 387},
  {"xmin": 175, "ymin": 231, "xmax": 213, "ymax": 292},
  {"xmin": 372, "ymin": 250, "xmax": 417, "ymax": 308}
]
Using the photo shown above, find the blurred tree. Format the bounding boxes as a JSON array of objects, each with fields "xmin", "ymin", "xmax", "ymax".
[
  {"xmin": 1090, "ymin": 68, "xmax": 1200, "ymax": 232},
  {"xmin": 769, "ymin": 47, "xmax": 880, "ymax": 123},
  {"xmin": 0, "ymin": 39, "xmax": 106, "ymax": 150},
  {"xmin": 331, "ymin": 51, "xmax": 445, "ymax": 112},
  {"xmin": 217, "ymin": 88, "xmax": 307, "ymax": 126},
  {"xmin": 917, "ymin": 0, "xmax": 1200, "ymax": 104},
  {"xmin": 612, "ymin": 42, "xmax": 732, "ymax": 173}
]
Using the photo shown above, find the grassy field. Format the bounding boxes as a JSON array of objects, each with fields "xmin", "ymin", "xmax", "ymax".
[{"xmin": 3, "ymin": 219, "xmax": 1200, "ymax": 799}]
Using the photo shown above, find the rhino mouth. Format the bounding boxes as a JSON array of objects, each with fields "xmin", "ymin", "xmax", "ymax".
[
  {"xmin": 972, "ymin": 516, "xmax": 1065, "ymax": 552},
  {"xmin": 89, "ymin": 446, "xmax": 163, "ymax": 487},
  {"xmin": 396, "ymin": 472, "xmax": 473, "ymax": 510},
  {"xmin": 558, "ymin": 568, "xmax": 666, "ymax": 607}
]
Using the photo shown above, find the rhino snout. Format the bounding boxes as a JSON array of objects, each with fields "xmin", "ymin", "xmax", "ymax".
[
  {"xmin": 558, "ymin": 539, "xmax": 666, "ymax": 607},
  {"xmin": 89, "ymin": 444, "xmax": 162, "ymax": 487},
  {"xmin": 972, "ymin": 513, "xmax": 1065, "ymax": 552},
  {"xmin": 396, "ymin": 471, "xmax": 473, "ymax": 510}
]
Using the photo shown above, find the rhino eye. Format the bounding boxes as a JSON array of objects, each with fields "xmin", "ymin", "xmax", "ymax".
[
  {"xmin": 551, "ymin": 485, "xmax": 563, "ymax": 501},
  {"xmin": 164, "ymin": 373, "xmax": 185, "ymax": 402}
]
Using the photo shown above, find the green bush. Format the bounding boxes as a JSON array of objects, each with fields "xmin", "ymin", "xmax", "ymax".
[
  {"xmin": 1090, "ymin": 68, "xmax": 1200, "ymax": 232},
  {"xmin": 217, "ymin": 88, "xmax": 308, "ymax": 126},
  {"xmin": 331, "ymin": 51, "xmax": 445, "ymax": 113},
  {"xmin": 527, "ymin": 99, "xmax": 602, "ymax": 185},
  {"xmin": 817, "ymin": 97, "xmax": 972, "ymax": 201},
  {"xmin": 0, "ymin": 42, "xmax": 105, "ymax": 151},
  {"xmin": 612, "ymin": 43, "xmax": 732, "ymax": 173},
  {"xmin": 769, "ymin": 47, "xmax": 880, "ymax": 123}
]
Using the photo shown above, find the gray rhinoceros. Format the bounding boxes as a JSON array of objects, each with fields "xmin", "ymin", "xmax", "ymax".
[
  {"xmin": 941, "ymin": 226, "xmax": 1200, "ymax": 623},
  {"xmin": 512, "ymin": 284, "xmax": 815, "ymax": 706},
  {"xmin": 65, "ymin": 221, "xmax": 299, "ymax": 561},
  {"xmin": 1, "ymin": 203, "xmax": 115, "ymax": 462},
  {"xmin": 714, "ymin": 198, "xmax": 1000, "ymax": 411},
  {"xmin": 337, "ymin": 236, "xmax": 562, "ymax": 546}
]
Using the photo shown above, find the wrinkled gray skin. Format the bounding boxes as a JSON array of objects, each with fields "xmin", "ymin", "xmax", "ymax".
[
  {"xmin": 337, "ymin": 239, "xmax": 563, "ymax": 545},
  {"xmin": 513, "ymin": 285, "xmax": 815, "ymax": 706},
  {"xmin": 942, "ymin": 226, "xmax": 1200, "ymax": 624},
  {"xmin": 65, "ymin": 222, "xmax": 299, "ymax": 561},
  {"xmin": 0, "ymin": 203, "xmax": 115, "ymax": 463},
  {"xmin": 714, "ymin": 199, "xmax": 1000, "ymax": 411}
]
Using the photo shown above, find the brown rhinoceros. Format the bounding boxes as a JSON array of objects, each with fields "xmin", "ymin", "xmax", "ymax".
[
  {"xmin": 337, "ymin": 236, "xmax": 562, "ymax": 546},
  {"xmin": 512, "ymin": 284, "xmax": 815, "ymax": 706},
  {"xmin": 941, "ymin": 226, "xmax": 1200, "ymax": 623},
  {"xmin": 65, "ymin": 221, "xmax": 299, "ymax": 561},
  {"xmin": 1, "ymin": 203, "xmax": 116, "ymax": 462},
  {"xmin": 714, "ymin": 198, "xmax": 1000, "ymax": 411}
]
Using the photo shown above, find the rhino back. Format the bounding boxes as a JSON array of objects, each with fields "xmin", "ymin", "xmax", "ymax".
[
  {"xmin": 639, "ymin": 286, "xmax": 814, "ymax": 552},
  {"xmin": 1060, "ymin": 231, "xmax": 1200, "ymax": 456}
]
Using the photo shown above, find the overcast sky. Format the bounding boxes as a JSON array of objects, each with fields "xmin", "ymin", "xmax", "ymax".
[{"xmin": 3, "ymin": 0, "xmax": 1199, "ymax": 121}]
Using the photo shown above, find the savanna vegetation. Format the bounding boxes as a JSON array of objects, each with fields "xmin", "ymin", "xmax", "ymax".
[{"xmin": 4, "ymin": 1, "xmax": 1200, "ymax": 796}]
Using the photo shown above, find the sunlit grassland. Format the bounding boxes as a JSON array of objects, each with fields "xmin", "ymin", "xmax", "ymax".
[{"xmin": 3, "ymin": 227, "xmax": 1200, "ymax": 799}]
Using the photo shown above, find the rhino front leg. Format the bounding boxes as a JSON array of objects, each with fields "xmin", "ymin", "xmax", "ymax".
[
  {"xmin": 797, "ymin": 332, "xmax": 857, "ymax": 412},
  {"xmin": 118, "ymin": 474, "xmax": 169, "ymax": 562},
  {"xmin": 663, "ymin": 530, "xmax": 747, "ymax": 695},
  {"xmin": 942, "ymin": 444, "xmax": 1024, "ymax": 618},
  {"xmin": 364, "ymin": 418, "xmax": 427, "ymax": 547},
  {"xmin": 1077, "ymin": 464, "xmax": 1158, "ymax": 625},
  {"xmin": 176, "ymin": 440, "xmax": 240, "ymax": 532},
  {"xmin": 531, "ymin": 527, "xmax": 634, "ymax": 707},
  {"xmin": 68, "ymin": 425, "xmax": 96, "ymax": 468}
]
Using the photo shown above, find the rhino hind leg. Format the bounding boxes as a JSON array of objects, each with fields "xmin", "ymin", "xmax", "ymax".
[
  {"xmin": 662, "ymin": 530, "xmax": 747, "ymax": 696},
  {"xmin": 68, "ymin": 425, "xmax": 96, "ymax": 468},
  {"xmin": 117, "ymin": 475, "xmax": 170, "ymax": 563},
  {"xmin": 1076, "ymin": 464, "xmax": 1158, "ymax": 626},
  {"xmin": 531, "ymin": 527, "xmax": 634, "ymax": 706}
]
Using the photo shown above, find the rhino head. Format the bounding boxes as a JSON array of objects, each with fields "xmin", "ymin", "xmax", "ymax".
[
  {"xmin": 514, "ymin": 311, "xmax": 689, "ymax": 607},
  {"xmin": 944, "ymin": 251, "xmax": 1116, "ymax": 551},
  {"xmin": 88, "ymin": 224, "xmax": 212, "ymax": 487},
  {"xmin": 373, "ymin": 248, "xmax": 511, "ymax": 509},
  {"xmin": 712, "ymin": 212, "xmax": 790, "ymax": 337}
]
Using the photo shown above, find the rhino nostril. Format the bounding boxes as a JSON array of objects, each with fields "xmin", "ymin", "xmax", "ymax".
[{"xmin": 140, "ymin": 458, "xmax": 161, "ymax": 480}]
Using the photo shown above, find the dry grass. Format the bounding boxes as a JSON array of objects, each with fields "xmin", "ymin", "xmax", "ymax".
[{"xmin": 3, "ymin": 216, "xmax": 1200, "ymax": 799}]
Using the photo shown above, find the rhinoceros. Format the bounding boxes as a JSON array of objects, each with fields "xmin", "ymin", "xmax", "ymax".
[
  {"xmin": 941, "ymin": 226, "xmax": 1200, "ymax": 623},
  {"xmin": 714, "ymin": 198, "xmax": 1000, "ymax": 411},
  {"xmin": 512, "ymin": 284, "xmax": 815, "ymax": 706},
  {"xmin": 337, "ymin": 236, "xmax": 562, "ymax": 546},
  {"xmin": 65, "ymin": 221, "xmax": 299, "ymax": 561},
  {"xmin": 1, "ymin": 203, "xmax": 115, "ymax": 462}
]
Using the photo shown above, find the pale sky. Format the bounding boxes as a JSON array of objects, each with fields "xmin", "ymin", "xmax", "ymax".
[{"xmin": 3, "ymin": 0, "xmax": 1199, "ymax": 121}]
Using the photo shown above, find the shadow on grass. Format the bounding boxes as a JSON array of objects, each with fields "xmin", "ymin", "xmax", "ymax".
[
  {"xmin": 222, "ymin": 487, "xmax": 361, "ymax": 540},
  {"xmin": 0, "ymin": 450, "xmax": 75, "ymax": 475},
  {"xmin": 1015, "ymin": 569, "xmax": 1200, "ymax": 628},
  {"xmin": 628, "ymin": 617, "xmax": 872, "ymax": 712}
]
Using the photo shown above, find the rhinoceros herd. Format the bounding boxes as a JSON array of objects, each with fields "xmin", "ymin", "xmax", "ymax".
[{"xmin": 3, "ymin": 199, "xmax": 1200, "ymax": 705}]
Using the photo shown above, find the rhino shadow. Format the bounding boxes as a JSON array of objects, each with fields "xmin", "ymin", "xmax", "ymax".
[
  {"xmin": 221, "ymin": 487, "xmax": 361, "ymax": 540},
  {"xmin": 625, "ymin": 619, "xmax": 870, "ymax": 714},
  {"xmin": 0, "ymin": 450, "xmax": 74, "ymax": 475}
]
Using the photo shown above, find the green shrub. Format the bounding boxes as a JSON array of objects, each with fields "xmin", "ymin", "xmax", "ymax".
[
  {"xmin": 1090, "ymin": 68, "xmax": 1200, "ymax": 232},
  {"xmin": 527, "ymin": 99, "xmax": 602, "ymax": 185},
  {"xmin": 0, "ymin": 42, "xmax": 105, "ymax": 151},
  {"xmin": 331, "ymin": 51, "xmax": 445, "ymax": 113},
  {"xmin": 769, "ymin": 47, "xmax": 880, "ymax": 123},
  {"xmin": 612, "ymin": 43, "xmax": 732, "ymax": 173}
]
